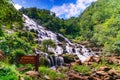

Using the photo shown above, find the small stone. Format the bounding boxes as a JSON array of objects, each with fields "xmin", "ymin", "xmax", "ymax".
[
  {"xmin": 26, "ymin": 71, "xmax": 39, "ymax": 78},
  {"xmin": 99, "ymin": 66, "xmax": 111, "ymax": 71},
  {"xmin": 20, "ymin": 77, "xmax": 24, "ymax": 80},
  {"xmin": 76, "ymin": 60, "xmax": 82, "ymax": 64},
  {"xmin": 93, "ymin": 57, "xmax": 101, "ymax": 63},
  {"xmin": 44, "ymin": 75, "xmax": 50, "ymax": 80},
  {"xmin": 96, "ymin": 71, "xmax": 108, "ymax": 76}
]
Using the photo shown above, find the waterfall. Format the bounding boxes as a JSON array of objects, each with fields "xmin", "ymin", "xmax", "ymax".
[
  {"xmin": 55, "ymin": 46, "xmax": 63, "ymax": 56},
  {"xmin": 47, "ymin": 56, "xmax": 64, "ymax": 67},
  {"xmin": 66, "ymin": 43, "xmax": 73, "ymax": 54},
  {"xmin": 49, "ymin": 56, "xmax": 54, "ymax": 66},
  {"xmin": 23, "ymin": 14, "xmax": 98, "ymax": 64}
]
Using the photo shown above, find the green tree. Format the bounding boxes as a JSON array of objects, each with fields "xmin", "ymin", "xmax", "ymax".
[{"xmin": 41, "ymin": 39, "xmax": 56, "ymax": 52}]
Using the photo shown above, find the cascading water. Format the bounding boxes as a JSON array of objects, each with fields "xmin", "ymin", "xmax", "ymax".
[{"xmin": 23, "ymin": 14, "xmax": 98, "ymax": 66}]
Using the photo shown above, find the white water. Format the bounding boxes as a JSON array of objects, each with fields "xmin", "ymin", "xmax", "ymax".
[{"xmin": 23, "ymin": 14, "xmax": 97, "ymax": 63}]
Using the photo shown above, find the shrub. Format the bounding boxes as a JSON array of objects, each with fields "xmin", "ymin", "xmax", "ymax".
[
  {"xmin": 72, "ymin": 65, "xmax": 92, "ymax": 74},
  {"xmin": 39, "ymin": 56, "xmax": 49, "ymax": 66},
  {"xmin": 39, "ymin": 66, "xmax": 65, "ymax": 80},
  {"xmin": 41, "ymin": 39, "xmax": 56, "ymax": 52},
  {"xmin": 0, "ymin": 62, "xmax": 18, "ymax": 80},
  {"xmin": 113, "ymin": 41, "xmax": 120, "ymax": 55}
]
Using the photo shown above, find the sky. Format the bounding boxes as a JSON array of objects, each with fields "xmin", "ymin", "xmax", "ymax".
[{"xmin": 13, "ymin": 0, "xmax": 97, "ymax": 19}]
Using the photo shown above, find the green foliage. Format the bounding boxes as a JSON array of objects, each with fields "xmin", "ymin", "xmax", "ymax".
[
  {"xmin": 39, "ymin": 66, "xmax": 65, "ymax": 80},
  {"xmin": 0, "ymin": 62, "xmax": 32, "ymax": 80},
  {"xmin": 0, "ymin": 67, "xmax": 18, "ymax": 80},
  {"xmin": 0, "ymin": 62, "xmax": 19, "ymax": 80},
  {"xmin": 39, "ymin": 57, "xmax": 49, "ymax": 66},
  {"xmin": 0, "ymin": 26, "xmax": 4, "ymax": 36},
  {"xmin": 0, "ymin": 33, "xmax": 32, "ymax": 56},
  {"xmin": 72, "ymin": 65, "xmax": 92, "ymax": 74},
  {"xmin": 0, "ymin": 0, "xmax": 23, "ymax": 29},
  {"xmin": 75, "ymin": 0, "xmax": 120, "ymax": 55},
  {"xmin": 13, "ymin": 49, "xmax": 26, "ymax": 56},
  {"xmin": 17, "ymin": 31, "xmax": 37, "ymax": 43},
  {"xmin": 62, "ymin": 54, "xmax": 75, "ymax": 63},
  {"xmin": 113, "ymin": 41, "xmax": 120, "ymax": 55},
  {"xmin": 41, "ymin": 39, "xmax": 56, "ymax": 52}
]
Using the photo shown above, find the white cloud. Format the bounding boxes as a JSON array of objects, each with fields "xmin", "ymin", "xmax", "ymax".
[
  {"xmin": 51, "ymin": 0, "xmax": 97, "ymax": 19},
  {"xmin": 14, "ymin": 4, "xmax": 22, "ymax": 10}
]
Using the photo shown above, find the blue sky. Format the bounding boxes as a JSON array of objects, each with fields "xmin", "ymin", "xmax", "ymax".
[{"xmin": 13, "ymin": 0, "xmax": 97, "ymax": 19}]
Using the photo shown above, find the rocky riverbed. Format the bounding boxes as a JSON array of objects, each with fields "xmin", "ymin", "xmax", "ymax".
[{"xmin": 18, "ymin": 56, "xmax": 120, "ymax": 80}]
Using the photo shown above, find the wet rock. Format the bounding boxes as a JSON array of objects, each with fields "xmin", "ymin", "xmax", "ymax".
[{"xmin": 25, "ymin": 71, "xmax": 39, "ymax": 78}]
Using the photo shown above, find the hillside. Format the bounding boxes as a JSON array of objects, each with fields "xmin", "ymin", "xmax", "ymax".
[
  {"xmin": 0, "ymin": 0, "xmax": 23, "ymax": 29},
  {"xmin": 76, "ymin": 0, "xmax": 120, "ymax": 54}
]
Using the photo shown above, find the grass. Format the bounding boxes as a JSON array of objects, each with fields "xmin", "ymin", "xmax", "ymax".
[
  {"xmin": 72, "ymin": 65, "xmax": 92, "ymax": 74},
  {"xmin": 39, "ymin": 66, "xmax": 66, "ymax": 80},
  {"xmin": 0, "ymin": 62, "xmax": 19, "ymax": 80},
  {"xmin": 0, "ymin": 62, "xmax": 32, "ymax": 80}
]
